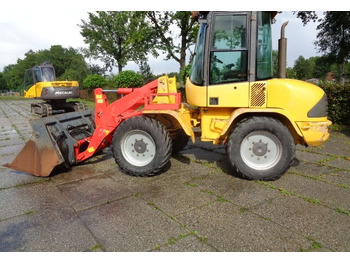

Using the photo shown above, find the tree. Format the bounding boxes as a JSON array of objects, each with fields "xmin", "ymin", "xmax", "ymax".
[
  {"xmin": 139, "ymin": 61, "xmax": 155, "ymax": 83},
  {"xmin": 293, "ymin": 56, "xmax": 314, "ymax": 80},
  {"xmin": 79, "ymin": 11, "xmax": 155, "ymax": 73},
  {"xmin": 145, "ymin": 11, "xmax": 198, "ymax": 72},
  {"xmin": 311, "ymin": 56, "xmax": 331, "ymax": 79},
  {"xmin": 296, "ymin": 11, "xmax": 350, "ymax": 84},
  {"xmin": 315, "ymin": 12, "xmax": 350, "ymax": 84},
  {"xmin": 1, "ymin": 45, "xmax": 89, "ymax": 90},
  {"xmin": 272, "ymin": 50, "xmax": 279, "ymax": 78},
  {"xmin": 0, "ymin": 72, "xmax": 6, "ymax": 91}
]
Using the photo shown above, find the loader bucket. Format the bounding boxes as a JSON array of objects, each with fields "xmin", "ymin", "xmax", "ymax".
[{"xmin": 4, "ymin": 110, "xmax": 94, "ymax": 177}]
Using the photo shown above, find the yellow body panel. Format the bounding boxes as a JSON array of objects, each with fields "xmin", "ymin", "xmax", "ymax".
[
  {"xmin": 267, "ymin": 78, "xmax": 325, "ymax": 122},
  {"xmin": 24, "ymin": 81, "xmax": 79, "ymax": 99},
  {"xmin": 143, "ymin": 103, "xmax": 196, "ymax": 143},
  {"xmin": 185, "ymin": 78, "xmax": 207, "ymax": 107},
  {"xmin": 296, "ymin": 121, "xmax": 331, "ymax": 146},
  {"xmin": 147, "ymin": 77, "xmax": 331, "ymax": 147},
  {"xmin": 154, "ymin": 76, "xmax": 177, "ymax": 104},
  {"xmin": 207, "ymin": 81, "xmax": 249, "ymax": 107}
]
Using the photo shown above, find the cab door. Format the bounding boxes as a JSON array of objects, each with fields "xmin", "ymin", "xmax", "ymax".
[{"xmin": 207, "ymin": 12, "xmax": 251, "ymax": 108}]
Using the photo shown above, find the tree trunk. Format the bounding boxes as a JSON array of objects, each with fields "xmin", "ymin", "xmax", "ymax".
[
  {"xmin": 340, "ymin": 61, "xmax": 345, "ymax": 85},
  {"xmin": 118, "ymin": 63, "xmax": 123, "ymax": 73}
]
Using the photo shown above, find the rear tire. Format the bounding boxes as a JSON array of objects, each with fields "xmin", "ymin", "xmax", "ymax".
[
  {"xmin": 112, "ymin": 116, "xmax": 172, "ymax": 177},
  {"xmin": 226, "ymin": 117, "xmax": 295, "ymax": 181}
]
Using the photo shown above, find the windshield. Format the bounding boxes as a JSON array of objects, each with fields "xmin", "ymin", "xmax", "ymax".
[
  {"xmin": 41, "ymin": 67, "xmax": 56, "ymax": 82},
  {"xmin": 189, "ymin": 23, "xmax": 206, "ymax": 86},
  {"xmin": 256, "ymin": 12, "xmax": 273, "ymax": 80}
]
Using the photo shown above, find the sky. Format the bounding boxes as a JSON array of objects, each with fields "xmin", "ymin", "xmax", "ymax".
[{"xmin": 1, "ymin": 1, "xmax": 349, "ymax": 75}]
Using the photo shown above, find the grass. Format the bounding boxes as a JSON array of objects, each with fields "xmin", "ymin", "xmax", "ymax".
[
  {"xmin": 0, "ymin": 96, "xmax": 26, "ymax": 101},
  {"xmin": 67, "ymin": 98, "xmax": 96, "ymax": 109},
  {"xmin": 329, "ymin": 124, "xmax": 350, "ymax": 134},
  {"xmin": 336, "ymin": 207, "xmax": 350, "ymax": 216},
  {"xmin": 256, "ymin": 180, "xmax": 321, "ymax": 205}
]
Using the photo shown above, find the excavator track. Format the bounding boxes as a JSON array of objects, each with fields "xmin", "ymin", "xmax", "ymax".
[{"xmin": 30, "ymin": 101, "xmax": 88, "ymax": 117}]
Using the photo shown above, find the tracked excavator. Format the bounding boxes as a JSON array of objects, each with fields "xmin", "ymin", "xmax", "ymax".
[
  {"xmin": 5, "ymin": 12, "xmax": 331, "ymax": 181},
  {"xmin": 23, "ymin": 62, "xmax": 87, "ymax": 117}
]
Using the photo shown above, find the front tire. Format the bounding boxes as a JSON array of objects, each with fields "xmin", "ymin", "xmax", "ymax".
[
  {"xmin": 112, "ymin": 116, "xmax": 172, "ymax": 177},
  {"xmin": 226, "ymin": 117, "xmax": 295, "ymax": 181}
]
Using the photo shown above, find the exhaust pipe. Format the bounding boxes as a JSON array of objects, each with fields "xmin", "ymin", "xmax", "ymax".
[{"xmin": 278, "ymin": 21, "xmax": 289, "ymax": 78}]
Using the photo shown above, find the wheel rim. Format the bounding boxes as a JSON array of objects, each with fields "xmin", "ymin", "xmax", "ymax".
[
  {"xmin": 240, "ymin": 131, "xmax": 282, "ymax": 170},
  {"xmin": 121, "ymin": 130, "xmax": 156, "ymax": 166}
]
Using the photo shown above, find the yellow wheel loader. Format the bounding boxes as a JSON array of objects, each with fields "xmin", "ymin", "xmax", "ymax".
[
  {"xmin": 23, "ymin": 62, "xmax": 87, "ymax": 117},
  {"xmin": 5, "ymin": 11, "xmax": 331, "ymax": 181}
]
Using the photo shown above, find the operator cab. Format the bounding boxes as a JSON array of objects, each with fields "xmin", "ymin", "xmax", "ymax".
[
  {"xmin": 187, "ymin": 11, "xmax": 275, "ymax": 107},
  {"xmin": 24, "ymin": 62, "xmax": 56, "ymax": 89}
]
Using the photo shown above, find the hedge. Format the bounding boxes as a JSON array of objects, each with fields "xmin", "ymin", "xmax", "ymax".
[
  {"xmin": 320, "ymin": 82, "xmax": 350, "ymax": 126},
  {"xmin": 114, "ymin": 70, "xmax": 143, "ymax": 88}
]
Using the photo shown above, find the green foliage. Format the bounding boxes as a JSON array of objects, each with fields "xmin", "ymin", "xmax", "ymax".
[
  {"xmin": 83, "ymin": 74, "xmax": 108, "ymax": 90},
  {"xmin": 145, "ymin": 11, "xmax": 198, "ymax": 71},
  {"xmin": 0, "ymin": 72, "xmax": 6, "ymax": 91},
  {"xmin": 315, "ymin": 12, "xmax": 350, "ymax": 65},
  {"xmin": 293, "ymin": 55, "xmax": 314, "ymax": 80},
  {"xmin": 1, "ymin": 45, "xmax": 89, "ymax": 91},
  {"xmin": 139, "ymin": 61, "xmax": 155, "ymax": 83},
  {"xmin": 114, "ymin": 70, "xmax": 144, "ymax": 88},
  {"xmin": 179, "ymin": 63, "xmax": 192, "ymax": 87},
  {"xmin": 80, "ymin": 11, "xmax": 155, "ymax": 73},
  {"xmin": 320, "ymin": 82, "xmax": 350, "ymax": 125}
]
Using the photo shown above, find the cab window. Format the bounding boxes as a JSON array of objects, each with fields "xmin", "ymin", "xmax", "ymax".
[{"xmin": 210, "ymin": 14, "xmax": 248, "ymax": 84}]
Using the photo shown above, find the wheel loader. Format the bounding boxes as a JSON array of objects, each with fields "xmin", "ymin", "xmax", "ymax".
[
  {"xmin": 23, "ymin": 62, "xmax": 87, "ymax": 117},
  {"xmin": 5, "ymin": 11, "xmax": 331, "ymax": 181}
]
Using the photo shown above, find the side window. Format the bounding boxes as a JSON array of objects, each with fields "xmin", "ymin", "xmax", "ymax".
[
  {"xmin": 210, "ymin": 14, "xmax": 248, "ymax": 84},
  {"xmin": 24, "ymin": 70, "xmax": 34, "ymax": 89},
  {"xmin": 256, "ymin": 12, "xmax": 273, "ymax": 80},
  {"xmin": 34, "ymin": 67, "xmax": 42, "ymax": 83}
]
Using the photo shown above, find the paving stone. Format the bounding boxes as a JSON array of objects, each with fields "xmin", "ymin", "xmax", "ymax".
[
  {"xmin": 0, "ymin": 154, "xmax": 18, "ymax": 166},
  {"xmin": 288, "ymin": 161, "xmax": 337, "ymax": 177},
  {"xmin": 0, "ymin": 168, "xmax": 42, "ymax": 189},
  {"xmin": 177, "ymin": 201, "xmax": 310, "ymax": 252},
  {"xmin": 0, "ymin": 207, "xmax": 98, "ymax": 251},
  {"xmin": 324, "ymin": 170, "xmax": 350, "ymax": 188},
  {"xmin": 193, "ymin": 171, "xmax": 280, "ymax": 208},
  {"xmin": 135, "ymin": 173, "xmax": 218, "ymax": 217},
  {"xmin": 79, "ymin": 196, "xmax": 187, "ymax": 251},
  {"xmin": 0, "ymin": 138, "xmax": 24, "ymax": 147},
  {"xmin": 50, "ymin": 163, "xmax": 101, "ymax": 185},
  {"xmin": 0, "ymin": 182, "xmax": 69, "ymax": 220},
  {"xmin": 295, "ymin": 149, "xmax": 329, "ymax": 163},
  {"xmin": 153, "ymin": 235, "xmax": 218, "ymax": 252},
  {"xmin": 251, "ymin": 195, "xmax": 350, "ymax": 251},
  {"xmin": 271, "ymin": 173, "xmax": 350, "ymax": 210},
  {"xmin": 57, "ymin": 174, "xmax": 134, "ymax": 212},
  {"xmin": 322, "ymin": 157, "xmax": 350, "ymax": 170},
  {"xmin": 0, "ymin": 144, "xmax": 24, "ymax": 156}
]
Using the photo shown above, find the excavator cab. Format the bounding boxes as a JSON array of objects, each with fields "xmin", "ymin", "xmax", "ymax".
[{"xmin": 24, "ymin": 62, "xmax": 56, "ymax": 90}]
